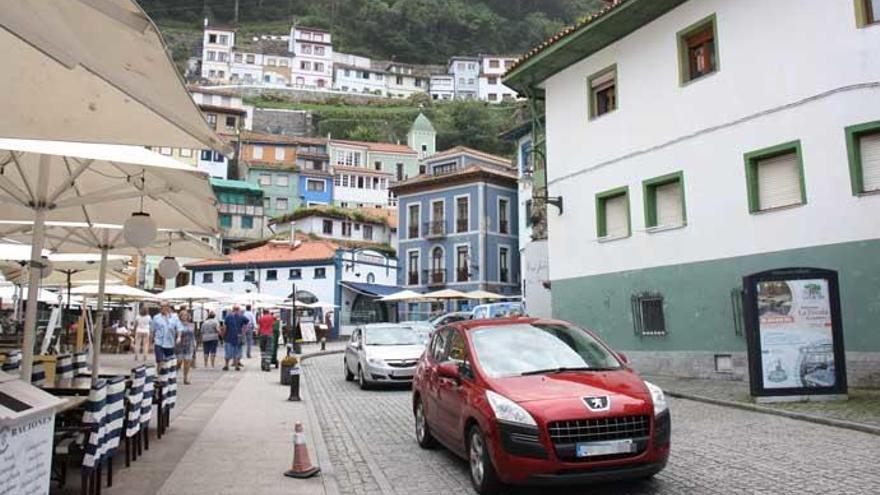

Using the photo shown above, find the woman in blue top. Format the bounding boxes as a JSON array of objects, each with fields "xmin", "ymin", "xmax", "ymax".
[{"xmin": 176, "ymin": 309, "xmax": 196, "ymax": 384}]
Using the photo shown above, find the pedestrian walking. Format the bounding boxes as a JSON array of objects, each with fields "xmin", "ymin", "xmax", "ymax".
[
  {"xmin": 243, "ymin": 304, "xmax": 256, "ymax": 359},
  {"xmin": 201, "ymin": 311, "xmax": 220, "ymax": 368},
  {"xmin": 133, "ymin": 306, "xmax": 151, "ymax": 361},
  {"xmin": 223, "ymin": 305, "xmax": 247, "ymax": 371},
  {"xmin": 151, "ymin": 302, "xmax": 180, "ymax": 363},
  {"xmin": 176, "ymin": 309, "xmax": 196, "ymax": 384},
  {"xmin": 257, "ymin": 309, "xmax": 276, "ymax": 372}
]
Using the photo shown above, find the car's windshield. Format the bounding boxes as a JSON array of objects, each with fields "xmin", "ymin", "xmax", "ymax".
[
  {"xmin": 364, "ymin": 326, "xmax": 423, "ymax": 346},
  {"xmin": 471, "ymin": 323, "xmax": 622, "ymax": 378}
]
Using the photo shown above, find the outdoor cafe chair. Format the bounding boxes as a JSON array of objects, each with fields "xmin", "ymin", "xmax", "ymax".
[
  {"xmin": 101, "ymin": 375, "xmax": 126, "ymax": 488},
  {"xmin": 140, "ymin": 364, "xmax": 156, "ymax": 452},
  {"xmin": 124, "ymin": 365, "xmax": 145, "ymax": 467},
  {"xmin": 53, "ymin": 378, "xmax": 107, "ymax": 495},
  {"xmin": 73, "ymin": 351, "xmax": 89, "ymax": 375},
  {"xmin": 1, "ymin": 349, "xmax": 21, "ymax": 371},
  {"xmin": 156, "ymin": 357, "xmax": 178, "ymax": 437},
  {"xmin": 56, "ymin": 353, "xmax": 74, "ymax": 380},
  {"xmin": 31, "ymin": 359, "xmax": 46, "ymax": 386}
]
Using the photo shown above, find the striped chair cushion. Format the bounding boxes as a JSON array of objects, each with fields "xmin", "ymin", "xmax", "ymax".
[
  {"xmin": 126, "ymin": 366, "xmax": 145, "ymax": 438},
  {"xmin": 1, "ymin": 350, "xmax": 22, "ymax": 371},
  {"xmin": 101, "ymin": 376, "xmax": 126, "ymax": 458},
  {"xmin": 56, "ymin": 354, "xmax": 74, "ymax": 380},
  {"xmin": 164, "ymin": 357, "xmax": 178, "ymax": 410},
  {"xmin": 30, "ymin": 361, "xmax": 46, "ymax": 386},
  {"xmin": 73, "ymin": 352, "xmax": 89, "ymax": 375},
  {"xmin": 82, "ymin": 379, "xmax": 108, "ymax": 471},
  {"xmin": 140, "ymin": 365, "xmax": 156, "ymax": 425}
]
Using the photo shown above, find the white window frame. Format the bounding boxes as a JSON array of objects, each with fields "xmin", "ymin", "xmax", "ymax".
[
  {"xmin": 307, "ymin": 179, "xmax": 326, "ymax": 192},
  {"xmin": 454, "ymin": 243, "xmax": 470, "ymax": 282},
  {"xmin": 275, "ymin": 147, "xmax": 285, "ymax": 161},
  {"xmin": 408, "ymin": 202, "xmax": 421, "ymax": 239},
  {"xmin": 497, "ymin": 196, "xmax": 511, "ymax": 234},
  {"xmin": 253, "ymin": 146, "xmax": 263, "ymax": 160},
  {"xmin": 497, "ymin": 244, "xmax": 511, "ymax": 284},
  {"xmin": 276, "ymin": 174, "xmax": 290, "ymax": 187},
  {"xmin": 276, "ymin": 198, "xmax": 289, "ymax": 211},
  {"xmin": 258, "ymin": 173, "xmax": 271, "ymax": 186}
]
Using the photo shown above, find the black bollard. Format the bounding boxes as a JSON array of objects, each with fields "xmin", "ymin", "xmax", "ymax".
[{"xmin": 287, "ymin": 366, "xmax": 301, "ymax": 401}]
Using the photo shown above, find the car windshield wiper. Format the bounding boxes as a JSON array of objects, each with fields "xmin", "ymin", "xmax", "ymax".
[{"xmin": 520, "ymin": 366, "xmax": 594, "ymax": 376}]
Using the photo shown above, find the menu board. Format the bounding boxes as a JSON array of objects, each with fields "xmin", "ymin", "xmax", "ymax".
[
  {"xmin": 743, "ymin": 268, "xmax": 847, "ymax": 399},
  {"xmin": 0, "ymin": 411, "xmax": 55, "ymax": 495}
]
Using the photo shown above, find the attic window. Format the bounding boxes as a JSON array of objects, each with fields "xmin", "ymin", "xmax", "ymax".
[
  {"xmin": 588, "ymin": 66, "xmax": 617, "ymax": 119},
  {"xmin": 678, "ymin": 15, "xmax": 718, "ymax": 83}
]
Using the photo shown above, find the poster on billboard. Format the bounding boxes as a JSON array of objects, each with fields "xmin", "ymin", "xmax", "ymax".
[{"xmin": 743, "ymin": 268, "xmax": 847, "ymax": 401}]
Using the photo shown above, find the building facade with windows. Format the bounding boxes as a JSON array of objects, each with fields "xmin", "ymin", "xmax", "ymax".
[
  {"xmin": 504, "ymin": 0, "xmax": 880, "ymax": 384},
  {"xmin": 296, "ymin": 137, "xmax": 333, "ymax": 206},
  {"xmin": 448, "ymin": 57, "xmax": 480, "ymax": 99},
  {"xmin": 290, "ymin": 26, "xmax": 333, "ymax": 89},
  {"xmin": 187, "ymin": 237, "xmax": 400, "ymax": 338},
  {"xmin": 478, "ymin": 55, "xmax": 519, "ymax": 103},
  {"xmin": 392, "ymin": 147, "xmax": 520, "ymax": 312},
  {"xmin": 269, "ymin": 207, "xmax": 397, "ymax": 246},
  {"xmin": 329, "ymin": 140, "xmax": 419, "ymax": 207},
  {"xmin": 429, "ymin": 74, "xmax": 455, "ymax": 101},
  {"xmin": 201, "ymin": 25, "xmax": 235, "ymax": 82},
  {"xmin": 210, "ymin": 178, "xmax": 266, "ymax": 252},
  {"xmin": 240, "ymin": 131, "xmax": 301, "ymax": 217}
]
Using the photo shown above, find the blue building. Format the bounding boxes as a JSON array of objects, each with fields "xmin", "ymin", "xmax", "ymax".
[
  {"xmin": 295, "ymin": 137, "xmax": 334, "ymax": 206},
  {"xmin": 391, "ymin": 146, "xmax": 520, "ymax": 316}
]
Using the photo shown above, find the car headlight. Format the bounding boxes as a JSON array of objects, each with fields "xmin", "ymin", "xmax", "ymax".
[
  {"xmin": 485, "ymin": 390, "xmax": 536, "ymax": 426},
  {"xmin": 644, "ymin": 381, "xmax": 668, "ymax": 416},
  {"xmin": 367, "ymin": 357, "xmax": 385, "ymax": 367}
]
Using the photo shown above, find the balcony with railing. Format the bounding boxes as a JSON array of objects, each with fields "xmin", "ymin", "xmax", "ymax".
[
  {"xmin": 408, "ymin": 272, "xmax": 420, "ymax": 286},
  {"xmin": 500, "ymin": 268, "xmax": 509, "ymax": 284},
  {"xmin": 423, "ymin": 269, "xmax": 447, "ymax": 287},
  {"xmin": 456, "ymin": 268, "xmax": 469, "ymax": 283},
  {"xmin": 499, "ymin": 219, "xmax": 509, "ymax": 235},
  {"xmin": 408, "ymin": 224, "xmax": 420, "ymax": 239},
  {"xmin": 424, "ymin": 220, "xmax": 447, "ymax": 239},
  {"xmin": 456, "ymin": 218, "xmax": 469, "ymax": 233}
]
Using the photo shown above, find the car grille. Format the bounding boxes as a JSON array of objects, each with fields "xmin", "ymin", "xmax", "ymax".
[
  {"xmin": 548, "ymin": 415, "xmax": 650, "ymax": 444},
  {"xmin": 386, "ymin": 360, "xmax": 418, "ymax": 368}
]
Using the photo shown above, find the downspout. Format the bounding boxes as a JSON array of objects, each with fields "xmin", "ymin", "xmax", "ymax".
[{"xmin": 332, "ymin": 249, "xmax": 342, "ymax": 339}]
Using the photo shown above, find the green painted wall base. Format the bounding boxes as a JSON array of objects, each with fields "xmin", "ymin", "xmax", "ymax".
[{"xmin": 552, "ymin": 239, "xmax": 880, "ymax": 354}]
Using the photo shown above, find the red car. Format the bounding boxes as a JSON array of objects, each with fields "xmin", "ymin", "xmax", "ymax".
[{"xmin": 412, "ymin": 318, "xmax": 670, "ymax": 494}]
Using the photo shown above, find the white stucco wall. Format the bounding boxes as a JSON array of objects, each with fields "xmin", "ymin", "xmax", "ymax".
[{"xmin": 542, "ymin": 0, "xmax": 880, "ymax": 282}]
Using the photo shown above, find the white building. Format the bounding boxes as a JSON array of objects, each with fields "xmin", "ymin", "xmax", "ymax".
[
  {"xmin": 333, "ymin": 64, "xmax": 387, "ymax": 95},
  {"xmin": 270, "ymin": 208, "xmax": 397, "ymax": 246},
  {"xmin": 384, "ymin": 62, "xmax": 430, "ymax": 99},
  {"xmin": 189, "ymin": 86, "xmax": 254, "ymax": 131},
  {"xmin": 448, "ymin": 56, "xmax": 480, "ymax": 99},
  {"xmin": 201, "ymin": 25, "xmax": 235, "ymax": 83},
  {"xmin": 289, "ymin": 26, "xmax": 333, "ymax": 89},
  {"xmin": 229, "ymin": 50, "xmax": 264, "ymax": 85},
  {"xmin": 429, "ymin": 74, "xmax": 455, "ymax": 101},
  {"xmin": 478, "ymin": 55, "xmax": 519, "ymax": 103},
  {"xmin": 504, "ymin": 0, "xmax": 880, "ymax": 383}
]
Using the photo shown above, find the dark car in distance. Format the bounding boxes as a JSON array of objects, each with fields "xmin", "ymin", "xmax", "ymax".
[{"xmin": 411, "ymin": 318, "xmax": 670, "ymax": 494}]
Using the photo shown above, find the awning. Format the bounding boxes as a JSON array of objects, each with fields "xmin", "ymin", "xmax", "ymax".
[{"xmin": 340, "ymin": 282, "xmax": 407, "ymax": 299}]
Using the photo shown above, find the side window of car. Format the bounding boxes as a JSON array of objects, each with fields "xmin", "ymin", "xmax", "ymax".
[
  {"xmin": 430, "ymin": 329, "xmax": 450, "ymax": 362},
  {"xmin": 351, "ymin": 328, "xmax": 360, "ymax": 345},
  {"xmin": 447, "ymin": 331, "xmax": 468, "ymax": 363}
]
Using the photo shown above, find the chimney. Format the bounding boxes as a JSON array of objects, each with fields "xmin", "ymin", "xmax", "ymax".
[
  {"xmin": 289, "ymin": 221, "xmax": 297, "ymax": 247},
  {"xmin": 203, "ymin": 17, "xmax": 208, "ymax": 27}
]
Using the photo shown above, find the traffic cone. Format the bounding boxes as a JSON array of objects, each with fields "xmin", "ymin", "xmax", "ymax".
[{"xmin": 284, "ymin": 422, "xmax": 321, "ymax": 479}]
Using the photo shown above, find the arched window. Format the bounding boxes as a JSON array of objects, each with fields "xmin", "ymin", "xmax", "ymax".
[
  {"xmin": 366, "ymin": 273, "xmax": 375, "ymax": 284},
  {"xmin": 431, "ymin": 246, "xmax": 444, "ymax": 271}
]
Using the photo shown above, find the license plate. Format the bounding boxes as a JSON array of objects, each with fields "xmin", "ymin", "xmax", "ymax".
[
  {"xmin": 392, "ymin": 369, "xmax": 414, "ymax": 378},
  {"xmin": 575, "ymin": 439, "xmax": 634, "ymax": 458}
]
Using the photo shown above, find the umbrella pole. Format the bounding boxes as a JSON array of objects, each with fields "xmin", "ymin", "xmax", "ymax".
[
  {"xmin": 21, "ymin": 156, "xmax": 50, "ymax": 382},
  {"xmin": 90, "ymin": 246, "xmax": 109, "ymax": 382}
]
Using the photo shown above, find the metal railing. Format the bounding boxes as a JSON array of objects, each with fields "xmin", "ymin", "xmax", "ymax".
[
  {"xmin": 423, "ymin": 269, "xmax": 446, "ymax": 286},
  {"xmin": 424, "ymin": 220, "xmax": 447, "ymax": 238}
]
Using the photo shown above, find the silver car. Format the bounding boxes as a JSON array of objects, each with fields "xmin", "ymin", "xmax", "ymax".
[{"xmin": 343, "ymin": 324, "xmax": 426, "ymax": 389}]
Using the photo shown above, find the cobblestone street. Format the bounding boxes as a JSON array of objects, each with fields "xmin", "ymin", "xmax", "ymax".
[{"xmin": 304, "ymin": 353, "xmax": 880, "ymax": 495}]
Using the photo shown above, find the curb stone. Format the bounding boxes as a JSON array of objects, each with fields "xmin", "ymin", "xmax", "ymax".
[
  {"xmin": 666, "ymin": 390, "xmax": 880, "ymax": 436},
  {"xmin": 300, "ymin": 350, "xmax": 345, "ymax": 495}
]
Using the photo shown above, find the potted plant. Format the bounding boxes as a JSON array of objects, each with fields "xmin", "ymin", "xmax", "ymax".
[{"xmin": 280, "ymin": 355, "xmax": 299, "ymax": 385}]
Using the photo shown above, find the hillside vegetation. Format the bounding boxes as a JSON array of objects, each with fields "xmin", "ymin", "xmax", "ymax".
[
  {"xmin": 144, "ymin": 0, "xmax": 605, "ymax": 64},
  {"xmin": 248, "ymin": 94, "xmax": 525, "ymax": 157}
]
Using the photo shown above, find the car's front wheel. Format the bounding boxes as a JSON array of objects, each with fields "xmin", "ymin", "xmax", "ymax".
[
  {"xmin": 344, "ymin": 359, "xmax": 354, "ymax": 381},
  {"xmin": 468, "ymin": 425, "xmax": 503, "ymax": 495},
  {"xmin": 357, "ymin": 365, "xmax": 370, "ymax": 390},
  {"xmin": 414, "ymin": 397, "xmax": 437, "ymax": 449}
]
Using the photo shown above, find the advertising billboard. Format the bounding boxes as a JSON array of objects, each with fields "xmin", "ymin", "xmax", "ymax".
[{"xmin": 743, "ymin": 268, "xmax": 847, "ymax": 400}]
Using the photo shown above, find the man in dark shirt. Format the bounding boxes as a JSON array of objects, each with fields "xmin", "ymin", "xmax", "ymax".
[{"xmin": 223, "ymin": 305, "xmax": 246, "ymax": 371}]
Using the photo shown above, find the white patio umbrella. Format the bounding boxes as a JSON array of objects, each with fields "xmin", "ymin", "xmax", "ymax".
[
  {"xmin": 464, "ymin": 290, "xmax": 507, "ymax": 300},
  {"xmin": 424, "ymin": 289, "xmax": 469, "ymax": 299},
  {"xmin": 0, "ymin": 139, "xmax": 218, "ymax": 383},
  {"xmin": 306, "ymin": 301, "xmax": 341, "ymax": 309},
  {"xmin": 0, "ymin": 284, "xmax": 63, "ymax": 305},
  {"xmin": 71, "ymin": 284, "xmax": 155, "ymax": 300},
  {"xmin": 3, "ymin": 223, "xmax": 218, "ymax": 381},
  {"xmin": 226, "ymin": 292, "xmax": 288, "ymax": 305},
  {"xmin": 379, "ymin": 289, "xmax": 428, "ymax": 302},
  {"xmin": 0, "ymin": 1, "xmax": 230, "ymax": 153},
  {"xmin": 155, "ymin": 285, "xmax": 228, "ymax": 303}
]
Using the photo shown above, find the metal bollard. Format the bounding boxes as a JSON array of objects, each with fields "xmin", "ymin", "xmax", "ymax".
[{"xmin": 287, "ymin": 365, "xmax": 302, "ymax": 401}]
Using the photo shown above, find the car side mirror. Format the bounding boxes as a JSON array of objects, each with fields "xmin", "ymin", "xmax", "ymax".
[
  {"xmin": 617, "ymin": 352, "xmax": 629, "ymax": 365},
  {"xmin": 437, "ymin": 361, "xmax": 460, "ymax": 380}
]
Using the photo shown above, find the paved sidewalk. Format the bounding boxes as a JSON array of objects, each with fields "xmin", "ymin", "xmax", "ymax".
[{"xmin": 645, "ymin": 375, "xmax": 880, "ymax": 432}]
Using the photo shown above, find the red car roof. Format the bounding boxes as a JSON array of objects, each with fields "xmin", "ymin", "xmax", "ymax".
[{"xmin": 452, "ymin": 317, "xmax": 573, "ymax": 332}]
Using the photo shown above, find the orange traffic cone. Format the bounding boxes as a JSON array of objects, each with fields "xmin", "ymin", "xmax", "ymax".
[{"xmin": 284, "ymin": 422, "xmax": 321, "ymax": 479}]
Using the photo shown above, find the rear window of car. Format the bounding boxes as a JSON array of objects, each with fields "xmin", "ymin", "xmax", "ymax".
[{"xmin": 471, "ymin": 323, "xmax": 622, "ymax": 378}]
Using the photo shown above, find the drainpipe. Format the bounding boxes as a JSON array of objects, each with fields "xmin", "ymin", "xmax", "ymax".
[
  {"xmin": 332, "ymin": 250, "xmax": 342, "ymax": 339},
  {"xmin": 479, "ymin": 182, "xmax": 486, "ymax": 291}
]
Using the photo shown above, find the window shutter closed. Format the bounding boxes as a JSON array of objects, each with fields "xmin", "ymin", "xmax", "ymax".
[
  {"xmin": 860, "ymin": 133, "xmax": 880, "ymax": 192},
  {"xmin": 757, "ymin": 152, "xmax": 801, "ymax": 210},
  {"xmin": 604, "ymin": 194, "xmax": 628, "ymax": 237},
  {"xmin": 655, "ymin": 181, "xmax": 683, "ymax": 227}
]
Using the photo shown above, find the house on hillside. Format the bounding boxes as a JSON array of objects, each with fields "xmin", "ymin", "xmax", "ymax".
[
  {"xmin": 289, "ymin": 26, "xmax": 333, "ymax": 89},
  {"xmin": 240, "ymin": 131, "xmax": 301, "ymax": 218},
  {"xmin": 449, "ymin": 56, "xmax": 480, "ymax": 100},
  {"xmin": 269, "ymin": 206, "xmax": 397, "ymax": 247},
  {"xmin": 201, "ymin": 24, "xmax": 235, "ymax": 83},
  {"xmin": 478, "ymin": 55, "xmax": 519, "ymax": 103},
  {"xmin": 211, "ymin": 178, "xmax": 266, "ymax": 253},
  {"xmin": 392, "ymin": 146, "xmax": 520, "ymax": 317},
  {"xmin": 329, "ymin": 140, "xmax": 418, "ymax": 207},
  {"xmin": 503, "ymin": 0, "xmax": 880, "ymax": 384}
]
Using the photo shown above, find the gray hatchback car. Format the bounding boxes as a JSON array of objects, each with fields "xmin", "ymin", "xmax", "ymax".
[{"xmin": 344, "ymin": 324, "xmax": 427, "ymax": 389}]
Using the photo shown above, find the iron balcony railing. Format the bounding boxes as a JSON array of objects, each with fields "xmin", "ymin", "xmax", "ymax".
[
  {"xmin": 423, "ymin": 269, "xmax": 447, "ymax": 287},
  {"xmin": 424, "ymin": 220, "xmax": 447, "ymax": 238}
]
